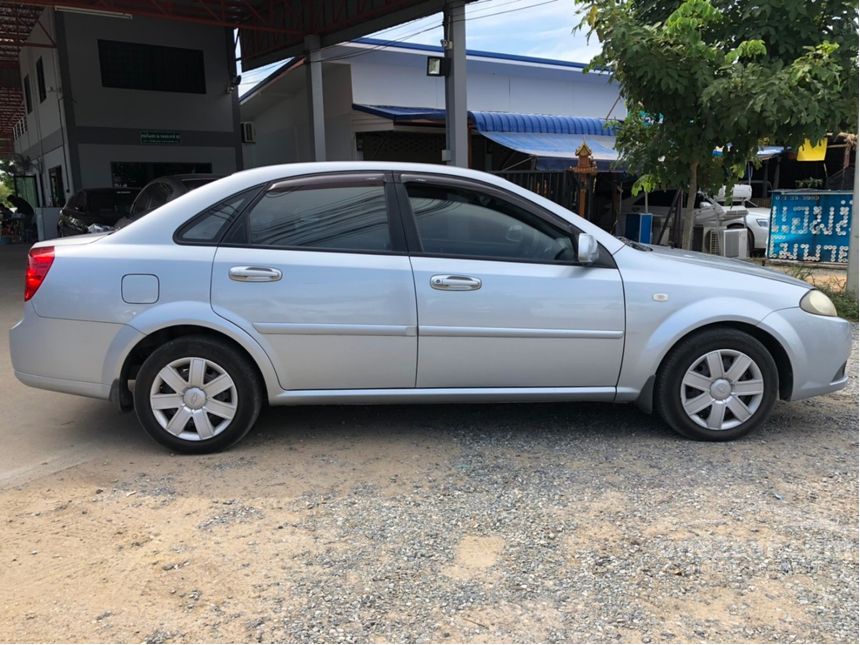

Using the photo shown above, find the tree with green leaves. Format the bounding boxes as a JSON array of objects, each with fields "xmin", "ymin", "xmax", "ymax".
[
  {"xmin": 0, "ymin": 160, "xmax": 14, "ymax": 205},
  {"xmin": 578, "ymin": 0, "xmax": 858, "ymax": 248}
]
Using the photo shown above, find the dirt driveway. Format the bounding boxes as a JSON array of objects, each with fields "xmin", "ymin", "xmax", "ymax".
[{"xmin": 0, "ymin": 245, "xmax": 857, "ymax": 643}]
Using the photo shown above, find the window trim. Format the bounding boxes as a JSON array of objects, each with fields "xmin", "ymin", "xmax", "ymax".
[
  {"xmin": 393, "ymin": 172, "xmax": 616, "ymax": 268},
  {"xmin": 217, "ymin": 171, "xmax": 409, "ymax": 256}
]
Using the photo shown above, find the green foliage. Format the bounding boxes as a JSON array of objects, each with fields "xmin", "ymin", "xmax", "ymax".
[
  {"xmin": 577, "ymin": 0, "xmax": 858, "ymax": 244},
  {"xmin": 0, "ymin": 160, "xmax": 13, "ymax": 206},
  {"xmin": 824, "ymin": 285, "xmax": 859, "ymax": 321},
  {"xmin": 783, "ymin": 264, "xmax": 858, "ymax": 320}
]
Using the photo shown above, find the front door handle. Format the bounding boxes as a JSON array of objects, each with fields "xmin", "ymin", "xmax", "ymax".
[
  {"xmin": 229, "ymin": 266, "xmax": 283, "ymax": 282},
  {"xmin": 430, "ymin": 274, "xmax": 482, "ymax": 291}
]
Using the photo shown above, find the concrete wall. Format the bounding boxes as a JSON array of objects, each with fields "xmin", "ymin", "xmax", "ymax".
[
  {"xmin": 348, "ymin": 48, "xmax": 625, "ymax": 118},
  {"xmin": 63, "ymin": 13, "xmax": 236, "ymax": 132},
  {"xmin": 14, "ymin": 9, "xmax": 72, "ymax": 207},
  {"xmin": 15, "ymin": 10, "xmax": 241, "ymax": 194},
  {"xmin": 242, "ymin": 62, "xmax": 355, "ymax": 168},
  {"xmin": 243, "ymin": 89, "xmax": 310, "ymax": 169}
]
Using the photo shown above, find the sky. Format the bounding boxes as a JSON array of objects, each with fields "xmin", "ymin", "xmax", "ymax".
[{"xmin": 237, "ymin": 0, "xmax": 602, "ymax": 96}]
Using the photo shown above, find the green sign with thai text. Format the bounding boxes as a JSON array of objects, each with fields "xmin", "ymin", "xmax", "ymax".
[{"xmin": 140, "ymin": 131, "xmax": 182, "ymax": 145}]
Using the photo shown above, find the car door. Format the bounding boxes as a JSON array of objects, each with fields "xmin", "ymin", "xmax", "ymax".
[
  {"xmin": 210, "ymin": 172, "xmax": 418, "ymax": 391},
  {"xmin": 397, "ymin": 174, "xmax": 625, "ymax": 389}
]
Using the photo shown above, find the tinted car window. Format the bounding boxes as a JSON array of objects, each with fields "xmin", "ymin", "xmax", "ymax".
[
  {"xmin": 178, "ymin": 189, "xmax": 257, "ymax": 243},
  {"xmin": 181, "ymin": 178, "xmax": 214, "ymax": 191},
  {"xmin": 114, "ymin": 191, "xmax": 136, "ymax": 215},
  {"xmin": 405, "ymin": 182, "xmax": 575, "ymax": 262},
  {"xmin": 244, "ymin": 184, "xmax": 391, "ymax": 252},
  {"xmin": 148, "ymin": 182, "xmax": 173, "ymax": 211}
]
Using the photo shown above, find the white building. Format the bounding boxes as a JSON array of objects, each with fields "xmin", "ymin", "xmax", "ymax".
[{"xmin": 240, "ymin": 38, "xmax": 626, "ymax": 172}]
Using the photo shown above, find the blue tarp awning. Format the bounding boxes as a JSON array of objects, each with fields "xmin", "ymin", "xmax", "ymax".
[
  {"xmin": 469, "ymin": 111, "xmax": 619, "ymax": 170},
  {"xmin": 353, "ymin": 105, "xmax": 783, "ymax": 169},
  {"xmin": 354, "ymin": 104, "xmax": 621, "ymax": 170}
]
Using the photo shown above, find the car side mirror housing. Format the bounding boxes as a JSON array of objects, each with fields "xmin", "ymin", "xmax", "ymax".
[{"xmin": 577, "ymin": 233, "xmax": 599, "ymax": 265}]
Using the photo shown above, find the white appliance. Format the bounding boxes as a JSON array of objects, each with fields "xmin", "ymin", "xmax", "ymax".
[{"xmin": 721, "ymin": 228, "xmax": 749, "ymax": 258}]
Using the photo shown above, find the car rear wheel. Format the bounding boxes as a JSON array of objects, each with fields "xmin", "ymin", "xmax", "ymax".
[
  {"xmin": 655, "ymin": 328, "xmax": 778, "ymax": 441},
  {"xmin": 746, "ymin": 227, "xmax": 756, "ymax": 257},
  {"xmin": 133, "ymin": 336, "xmax": 263, "ymax": 453}
]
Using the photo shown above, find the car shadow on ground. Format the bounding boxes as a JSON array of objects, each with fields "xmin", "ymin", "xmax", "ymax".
[{"xmin": 60, "ymin": 395, "xmax": 841, "ymax": 457}]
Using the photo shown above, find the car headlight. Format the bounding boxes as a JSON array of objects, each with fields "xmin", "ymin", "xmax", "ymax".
[
  {"xmin": 800, "ymin": 289, "xmax": 837, "ymax": 317},
  {"xmin": 755, "ymin": 218, "xmax": 769, "ymax": 227}
]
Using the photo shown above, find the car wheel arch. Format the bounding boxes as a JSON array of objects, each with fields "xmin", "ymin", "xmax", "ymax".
[
  {"xmin": 636, "ymin": 320, "xmax": 793, "ymax": 413},
  {"xmin": 117, "ymin": 323, "xmax": 276, "ymax": 410}
]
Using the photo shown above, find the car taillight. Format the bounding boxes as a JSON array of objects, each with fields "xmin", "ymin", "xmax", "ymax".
[{"xmin": 24, "ymin": 246, "xmax": 55, "ymax": 301}]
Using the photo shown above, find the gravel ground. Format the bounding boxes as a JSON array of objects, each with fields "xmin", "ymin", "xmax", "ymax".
[{"xmin": 0, "ymin": 324, "xmax": 856, "ymax": 643}]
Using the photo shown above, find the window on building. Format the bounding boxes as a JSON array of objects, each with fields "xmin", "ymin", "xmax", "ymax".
[
  {"xmin": 36, "ymin": 58, "xmax": 46, "ymax": 102},
  {"xmin": 23, "ymin": 75, "xmax": 32, "ymax": 113},
  {"xmin": 48, "ymin": 166, "xmax": 65, "ymax": 208},
  {"xmin": 98, "ymin": 40, "xmax": 206, "ymax": 94},
  {"xmin": 240, "ymin": 182, "xmax": 392, "ymax": 252}
]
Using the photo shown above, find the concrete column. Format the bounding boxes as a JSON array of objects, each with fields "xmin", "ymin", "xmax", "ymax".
[
  {"xmin": 304, "ymin": 34, "xmax": 326, "ymax": 162},
  {"xmin": 847, "ymin": 161, "xmax": 858, "ymax": 296},
  {"xmin": 443, "ymin": 1, "xmax": 468, "ymax": 167}
]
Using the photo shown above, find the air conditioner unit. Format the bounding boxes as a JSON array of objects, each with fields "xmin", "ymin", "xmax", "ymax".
[
  {"xmin": 241, "ymin": 121, "xmax": 256, "ymax": 144},
  {"xmin": 703, "ymin": 226, "xmax": 723, "ymax": 255},
  {"xmin": 721, "ymin": 228, "xmax": 748, "ymax": 259}
]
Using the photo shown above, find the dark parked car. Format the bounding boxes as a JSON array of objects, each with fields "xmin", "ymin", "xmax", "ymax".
[
  {"xmin": 58, "ymin": 188, "xmax": 139, "ymax": 236},
  {"xmin": 117, "ymin": 174, "xmax": 222, "ymax": 228}
]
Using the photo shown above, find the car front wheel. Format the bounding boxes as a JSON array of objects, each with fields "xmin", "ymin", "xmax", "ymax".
[
  {"xmin": 655, "ymin": 328, "xmax": 778, "ymax": 441},
  {"xmin": 133, "ymin": 336, "xmax": 263, "ymax": 453}
]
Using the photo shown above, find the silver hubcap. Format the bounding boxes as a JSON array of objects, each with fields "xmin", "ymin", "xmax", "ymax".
[
  {"xmin": 150, "ymin": 357, "xmax": 238, "ymax": 441},
  {"xmin": 680, "ymin": 349, "xmax": 764, "ymax": 431}
]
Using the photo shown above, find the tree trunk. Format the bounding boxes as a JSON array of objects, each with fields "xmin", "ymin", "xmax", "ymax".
[{"xmin": 682, "ymin": 160, "xmax": 699, "ymax": 250}]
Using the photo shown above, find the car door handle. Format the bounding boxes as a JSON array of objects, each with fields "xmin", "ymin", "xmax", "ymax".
[
  {"xmin": 229, "ymin": 266, "xmax": 283, "ymax": 282},
  {"xmin": 430, "ymin": 275, "xmax": 482, "ymax": 291}
]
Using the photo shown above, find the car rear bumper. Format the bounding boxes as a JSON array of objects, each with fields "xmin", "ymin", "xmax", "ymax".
[
  {"xmin": 10, "ymin": 303, "xmax": 131, "ymax": 401},
  {"xmin": 759, "ymin": 307, "xmax": 854, "ymax": 401}
]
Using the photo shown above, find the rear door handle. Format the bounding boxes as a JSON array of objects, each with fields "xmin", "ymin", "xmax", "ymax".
[
  {"xmin": 430, "ymin": 274, "xmax": 482, "ymax": 291},
  {"xmin": 229, "ymin": 266, "xmax": 283, "ymax": 282}
]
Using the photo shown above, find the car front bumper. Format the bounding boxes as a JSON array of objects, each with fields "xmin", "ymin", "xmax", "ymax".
[{"xmin": 759, "ymin": 307, "xmax": 854, "ymax": 401}]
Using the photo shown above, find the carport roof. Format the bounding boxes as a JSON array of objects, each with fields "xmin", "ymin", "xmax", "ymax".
[{"xmin": 0, "ymin": 3, "xmax": 42, "ymax": 156}]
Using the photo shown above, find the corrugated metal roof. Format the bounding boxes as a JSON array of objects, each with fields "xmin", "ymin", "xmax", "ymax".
[
  {"xmin": 471, "ymin": 111, "xmax": 616, "ymax": 136},
  {"xmin": 352, "ymin": 104, "xmax": 446, "ymax": 122}
]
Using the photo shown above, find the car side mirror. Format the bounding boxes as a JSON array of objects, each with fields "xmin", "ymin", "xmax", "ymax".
[{"xmin": 577, "ymin": 233, "xmax": 599, "ymax": 265}]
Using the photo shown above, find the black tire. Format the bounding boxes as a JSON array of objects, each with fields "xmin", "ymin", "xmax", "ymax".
[
  {"xmin": 655, "ymin": 328, "xmax": 779, "ymax": 441},
  {"xmin": 746, "ymin": 227, "xmax": 756, "ymax": 257},
  {"xmin": 133, "ymin": 335, "xmax": 263, "ymax": 453}
]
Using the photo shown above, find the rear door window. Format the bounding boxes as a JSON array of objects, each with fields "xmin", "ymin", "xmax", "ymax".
[{"xmin": 228, "ymin": 175, "xmax": 396, "ymax": 253}]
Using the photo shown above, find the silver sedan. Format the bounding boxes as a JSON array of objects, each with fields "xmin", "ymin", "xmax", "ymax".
[{"xmin": 9, "ymin": 163, "xmax": 853, "ymax": 452}]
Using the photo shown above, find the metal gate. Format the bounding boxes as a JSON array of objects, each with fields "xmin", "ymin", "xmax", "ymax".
[{"xmin": 492, "ymin": 170, "xmax": 577, "ymax": 212}]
